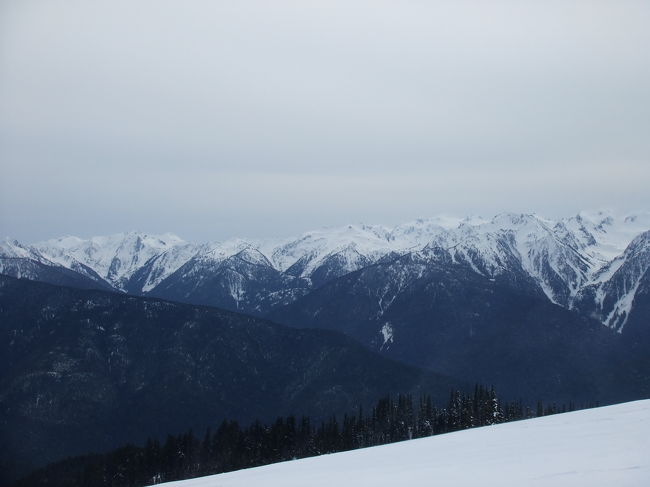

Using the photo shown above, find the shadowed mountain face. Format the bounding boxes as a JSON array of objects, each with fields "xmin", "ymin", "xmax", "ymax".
[
  {"xmin": 0, "ymin": 276, "xmax": 455, "ymax": 484},
  {"xmin": 270, "ymin": 253, "xmax": 649, "ymax": 406},
  {"xmin": 147, "ymin": 248, "xmax": 311, "ymax": 316}
]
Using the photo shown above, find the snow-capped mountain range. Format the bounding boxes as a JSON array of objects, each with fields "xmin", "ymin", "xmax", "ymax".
[{"xmin": 2, "ymin": 210, "xmax": 649, "ymax": 332}]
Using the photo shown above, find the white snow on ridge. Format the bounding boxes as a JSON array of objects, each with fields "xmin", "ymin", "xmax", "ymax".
[
  {"xmin": 28, "ymin": 212, "xmax": 649, "ymax": 288},
  {"xmin": 268, "ymin": 223, "xmax": 393, "ymax": 273},
  {"xmin": 582, "ymin": 231, "xmax": 650, "ymax": 332},
  {"xmin": 139, "ymin": 243, "xmax": 200, "ymax": 292},
  {"xmin": 563, "ymin": 209, "xmax": 650, "ymax": 265},
  {"xmin": 1, "ymin": 238, "xmax": 46, "ymax": 261},
  {"xmin": 162, "ymin": 400, "xmax": 650, "ymax": 487},
  {"xmin": 0, "ymin": 239, "xmax": 58, "ymax": 278},
  {"xmin": 7, "ymin": 211, "xmax": 648, "ymax": 328},
  {"xmin": 34, "ymin": 232, "xmax": 186, "ymax": 289}
]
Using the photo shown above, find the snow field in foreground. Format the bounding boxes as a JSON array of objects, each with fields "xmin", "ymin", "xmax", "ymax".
[{"xmin": 163, "ymin": 399, "xmax": 650, "ymax": 487}]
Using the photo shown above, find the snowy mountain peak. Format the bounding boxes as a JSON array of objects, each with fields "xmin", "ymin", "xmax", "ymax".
[
  {"xmin": 563, "ymin": 210, "xmax": 650, "ymax": 262},
  {"xmin": 390, "ymin": 219, "xmax": 452, "ymax": 247},
  {"xmin": 1, "ymin": 238, "xmax": 28, "ymax": 258},
  {"xmin": 202, "ymin": 239, "xmax": 255, "ymax": 261},
  {"xmin": 5, "ymin": 210, "xmax": 648, "ymax": 332},
  {"xmin": 490, "ymin": 212, "xmax": 540, "ymax": 227},
  {"xmin": 574, "ymin": 230, "xmax": 650, "ymax": 332},
  {"xmin": 1, "ymin": 238, "xmax": 49, "ymax": 262},
  {"xmin": 232, "ymin": 247, "xmax": 274, "ymax": 268},
  {"xmin": 34, "ymin": 231, "xmax": 186, "ymax": 290},
  {"xmin": 43, "ymin": 235, "xmax": 86, "ymax": 249},
  {"xmin": 269, "ymin": 223, "xmax": 393, "ymax": 274}
]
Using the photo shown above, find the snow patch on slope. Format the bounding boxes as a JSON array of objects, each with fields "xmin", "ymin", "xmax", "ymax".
[{"xmin": 379, "ymin": 322, "xmax": 394, "ymax": 350}]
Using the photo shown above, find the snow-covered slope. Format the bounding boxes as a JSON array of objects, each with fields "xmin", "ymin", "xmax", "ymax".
[
  {"xmin": 270, "ymin": 224, "xmax": 391, "ymax": 274},
  {"xmin": 7, "ymin": 210, "xmax": 648, "ymax": 329},
  {"xmin": 563, "ymin": 210, "xmax": 650, "ymax": 264},
  {"xmin": 0, "ymin": 239, "xmax": 59, "ymax": 280},
  {"xmin": 574, "ymin": 230, "xmax": 650, "ymax": 332},
  {"xmin": 34, "ymin": 232, "xmax": 187, "ymax": 290},
  {"xmin": 418, "ymin": 214, "xmax": 591, "ymax": 306},
  {"xmin": 126, "ymin": 243, "xmax": 200, "ymax": 293},
  {"xmin": 163, "ymin": 400, "xmax": 650, "ymax": 487},
  {"xmin": 1, "ymin": 238, "xmax": 51, "ymax": 266},
  {"xmin": 0, "ymin": 238, "xmax": 111, "ymax": 289}
]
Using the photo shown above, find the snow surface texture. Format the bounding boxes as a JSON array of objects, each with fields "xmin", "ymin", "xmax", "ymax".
[
  {"xmin": 162, "ymin": 400, "xmax": 650, "ymax": 487},
  {"xmin": 5, "ymin": 210, "xmax": 650, "ymax": 329}
]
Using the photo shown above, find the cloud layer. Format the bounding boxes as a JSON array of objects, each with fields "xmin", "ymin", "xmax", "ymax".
[{"xmin": 1, "ymin": 1, "xmax": 649, "ymax": 241}]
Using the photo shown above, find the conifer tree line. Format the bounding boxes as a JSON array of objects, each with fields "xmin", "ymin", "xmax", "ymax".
[{"xmin": 14, "ymin": 386, "xmax": 597, "ymax": 487}]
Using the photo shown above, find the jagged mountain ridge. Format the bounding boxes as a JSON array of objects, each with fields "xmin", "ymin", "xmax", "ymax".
[
  {"xmin": 2, "ymin": 210, "xmax": 649, "ymax": 328},
  {"xmin": 33, "ymin": 232, "xmax": 185, "ymax": 291},
  {"xmin": 0, "ymin": 239, "xmax": 114, "ymax": 291},
  {"xmin": 573, "ymin": 230, "xmax": 650, "ymax": 332}
]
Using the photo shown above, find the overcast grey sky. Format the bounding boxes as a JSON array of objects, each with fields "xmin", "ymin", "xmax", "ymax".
[{"xmin": 1, "ymin": 0, "xmax": 649, "ymax": 242}]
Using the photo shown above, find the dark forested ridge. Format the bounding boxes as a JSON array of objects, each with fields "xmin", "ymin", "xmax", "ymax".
[
  {"xmin": 13, "ymin": 386, "xmax": 597, "ymax": 487},
  {"xmin": 270, "ymin": 254, "xmax": 649, "ymax": 405},
  {"xmin": 0, "ymin": 276, "xmax": 456, "ymax": 484}
]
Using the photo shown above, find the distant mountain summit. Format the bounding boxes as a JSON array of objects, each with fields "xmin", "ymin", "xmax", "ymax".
[
  {"xmin": 33, "ymin": 232, "xmax": 185, "ymax": 290},
  {"xmin": 2, "ymin": 210, "xmax": 649, "ymax": 330},
  {"xmin": 0, "ymin": 239, "xmax": 112, "ymax": 290}
]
